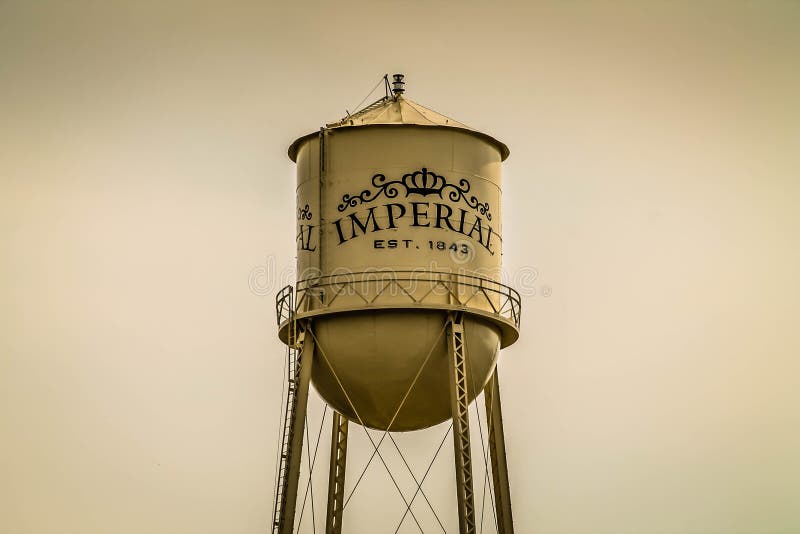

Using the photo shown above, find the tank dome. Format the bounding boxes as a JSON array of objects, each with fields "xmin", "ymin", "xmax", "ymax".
[{"xmin": 288, "ymin": 94, "xmax": 509, "ymax": 162}]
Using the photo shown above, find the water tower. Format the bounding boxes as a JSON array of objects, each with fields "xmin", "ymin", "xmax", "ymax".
[{"xmin": 273, "ymin": 74, "xmax": 520, "ymax": 534}]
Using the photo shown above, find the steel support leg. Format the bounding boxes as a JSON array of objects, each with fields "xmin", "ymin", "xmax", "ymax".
[
  {"xmin": 276, "ymin": 324, "xmax": 315, "ymax": 534},
  {"xmin": 485, "ymin": 369, "xmax": 515, "ymax": 534},
  {"xmin": 447, "ymin": 313, "xmax": 477, "ymax": 534},
  {"xmin": 325, "ymin": 412, "xmax": 349, "ymax": 534}
]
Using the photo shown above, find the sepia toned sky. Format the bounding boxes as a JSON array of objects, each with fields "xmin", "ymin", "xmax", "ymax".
[{"xmin": 1, "ymin": 1, "xmax": 799, "ymax": 533}]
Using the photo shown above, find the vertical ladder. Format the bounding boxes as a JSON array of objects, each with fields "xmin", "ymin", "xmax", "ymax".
[
  {"xmin": 273, "ymin": 286, "xmax": 317, "ymax": 534},
  {"xmin": 272, "ymin": 337, "xmax": 302, "ymax": 533}
]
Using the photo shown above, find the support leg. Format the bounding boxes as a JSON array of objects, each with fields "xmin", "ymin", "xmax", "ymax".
[
  {"xmin": 447, "ymin": 313, "xmax": 477, "ymax": 534},
  {"xmin": 275, "ymin": 324, "xmax": 315, "ymax": 534},
  {"xmin": 325, "ymin": 412, "xmax": 349, "ymax": 534},
  {"xmin": 485, "ymin": 368, "xmax": 515, "ymax": 534}
]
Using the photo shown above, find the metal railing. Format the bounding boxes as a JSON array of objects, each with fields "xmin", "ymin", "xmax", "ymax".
[
  {"xmin": 276, "ymin": 270, "xmax": 521, "ymax": 332},
  {"xmin": 275, "ymin": 285, "xmax": 294, "ymax": 327}
]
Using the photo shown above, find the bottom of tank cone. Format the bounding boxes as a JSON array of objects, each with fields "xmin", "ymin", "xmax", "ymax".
[{"xmin": 309, "ymin": 309, "xmax": 500, "ymax": 431}]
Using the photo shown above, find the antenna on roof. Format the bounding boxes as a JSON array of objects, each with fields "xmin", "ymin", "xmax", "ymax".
[{"xmin": 347, "ymin": 74, "xmax": 393, "ymax": 119}]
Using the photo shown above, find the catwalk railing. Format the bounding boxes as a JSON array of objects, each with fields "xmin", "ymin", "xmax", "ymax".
[{"xmin": 276, "ymin": 270, "xmax": 521, "ymax": 347}]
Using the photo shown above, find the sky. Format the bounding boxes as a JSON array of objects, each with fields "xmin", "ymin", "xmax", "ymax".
[{"xmin": 1, "ymin": 1, "xmax": 799, "ymax": 533}]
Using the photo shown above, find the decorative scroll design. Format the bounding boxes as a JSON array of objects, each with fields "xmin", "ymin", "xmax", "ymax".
[
  {"xmin": 337, "ymin": 168, "xmax": 493, "ymax": 221},
  {"xmin": 297, "ymin": 204, "xmax": 312, "ymax": 220}
]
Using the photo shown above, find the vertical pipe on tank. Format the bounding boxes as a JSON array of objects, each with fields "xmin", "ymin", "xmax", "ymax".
[{"xmin": 317, "ymin": 127, "xmax": 326, "ymax": 278}]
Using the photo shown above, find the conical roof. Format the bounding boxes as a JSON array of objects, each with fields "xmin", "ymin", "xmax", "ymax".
[{"xmin": 287, "ymin": 95, "xmax": 509, "ymax": 162}]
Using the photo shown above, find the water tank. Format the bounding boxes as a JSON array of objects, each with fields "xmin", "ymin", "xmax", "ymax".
[{"xmin": 280, "ymin": 80, "xmax": 519, "ymax": 431}]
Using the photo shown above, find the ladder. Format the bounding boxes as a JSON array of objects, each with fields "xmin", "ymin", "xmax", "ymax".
[{"xmin": 272, "ymin": 286, "xmax": 301, "ymax": 533}]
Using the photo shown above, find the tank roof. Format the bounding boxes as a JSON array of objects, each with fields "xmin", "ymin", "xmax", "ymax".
[{"xmin": 287, "ymin": 95, "xmax": 510, "ymax": 162}]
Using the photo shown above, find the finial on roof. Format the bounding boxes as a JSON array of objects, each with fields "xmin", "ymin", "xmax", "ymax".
[{"xmin": 391, "ymin": 74, "xmax": 405, "ymax": 97}]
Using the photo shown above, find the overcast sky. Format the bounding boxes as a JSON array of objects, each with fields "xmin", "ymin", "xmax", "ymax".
[{"xmin": 2, "ymin": 1, "xmax": 799, "ymax": 533}]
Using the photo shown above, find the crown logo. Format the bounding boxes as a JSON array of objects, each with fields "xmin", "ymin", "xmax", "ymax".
[
  {"xmin": 338, "ymin": 167, "xmax": 493, "ymax": 221},
  {"xmin": 403, "ymin": 168, "xmax": 445, "ymax": 195}
]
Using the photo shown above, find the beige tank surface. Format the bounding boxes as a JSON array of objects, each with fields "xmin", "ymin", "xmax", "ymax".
[{"xmin": 279, "ymin": 83, "xmax": 519, "ymax": 431}]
